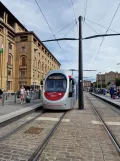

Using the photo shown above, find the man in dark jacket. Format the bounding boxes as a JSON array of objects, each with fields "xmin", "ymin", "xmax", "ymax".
[
  {"xmin": 110, "ymin": 87, "xmax": 114, "ymax": 99},
  {"xmin": 0, "ymin": 89, "xmax": 3, "ymax": 104}
]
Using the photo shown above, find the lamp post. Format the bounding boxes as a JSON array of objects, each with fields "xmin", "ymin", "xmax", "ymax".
[{"xmin": 33, "ymin": 48, "xmax": 38, "ymax": 91}]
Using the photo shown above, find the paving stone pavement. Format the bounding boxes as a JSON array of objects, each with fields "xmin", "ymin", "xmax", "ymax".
[
  {"xmin": 87, "ymin": 93, "xmax": 120, "ymax": 145},
  {"xmin": 0, "ymin": 112, "xmax": 64, "ymax": 161},
  {"xmin": 0, "ymin": 111, "xmax": 41, "ymax": 138},
  {"xmin": 38, "ymin": 94, "xmax": 120, "ymax": 161},
  {"xmin": 0, "ymin": 99, "xmax": 42, "ymax": 116}
]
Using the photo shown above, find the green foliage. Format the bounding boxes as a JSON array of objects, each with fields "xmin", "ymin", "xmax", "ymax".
[
  {"xmin": 94, "ymin": 83, "xmax": 107, "ymax": 88},
  {"xmin": 115, "ymin": 79, "xmax": 120, "ymax": 87},
  {"xmin": 107, "ymin": 81, "xmax": 111, "ymax": 86},
  {"xmin": 102, "ymin": 84, "xmax": 107, "ymax": 88}
]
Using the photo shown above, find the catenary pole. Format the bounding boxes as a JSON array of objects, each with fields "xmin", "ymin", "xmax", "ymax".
[{"xmin": 78, "ymin": 16, "xmax": 84, "ymax": 109}]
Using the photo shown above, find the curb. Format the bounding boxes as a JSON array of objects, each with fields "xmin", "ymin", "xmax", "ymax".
[
  {"xmin": 0, "ymin": 102, "xmax": 43, "ymax": 128},
  {"xmin": 91, "ymin": 93, "xmax": 120, "ymax": 109}
]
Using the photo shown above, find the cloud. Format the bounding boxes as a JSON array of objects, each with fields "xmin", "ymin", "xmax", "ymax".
[{"xmin": 1, "ymin": 0, "xmax": 120, "ymax": 81}]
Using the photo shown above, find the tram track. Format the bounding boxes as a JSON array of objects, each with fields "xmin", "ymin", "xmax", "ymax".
[
  {"xmin": 86, "ymin": 94, "xmax": 120, "ymax": 155},
  {"xmin": 91, "ymin": 93, "xmax": 120, "ymax": 115},
  {"xmin": 28, "ymin": 111, "xmax": 67, "ymax": 161},
  {"xmin": 0, "ymin": 109, "xmax": 67, "ymax": 160},
  {"xmin": 0, "ymin": 109, "xmax": 45, "ymax": 142}
]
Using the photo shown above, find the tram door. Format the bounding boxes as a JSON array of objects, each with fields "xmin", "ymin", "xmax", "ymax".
[{"xmin": 69, "ymin": 78, "xmax": 75, "ymax": 106}]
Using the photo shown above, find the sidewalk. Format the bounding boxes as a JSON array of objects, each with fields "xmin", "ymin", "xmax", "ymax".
[
  {"xmin": 0, "ymin": 99, "xmax": 43, "ymax": 125},
  {"xmin": 39, "ymin": 94, "xmax": 120, "ymax": 161}
]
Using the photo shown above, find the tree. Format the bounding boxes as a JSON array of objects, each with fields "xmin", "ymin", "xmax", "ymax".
[
  {"xmin": 102, "ymin": 84, "xmax": 107, "ymax": 88},
  {"xmin": 115, "ymin": 79, "xmax": 120, "ymax": 87},
  {"xmin": 94, "ymin": 84, "xmax": 101, "ymax": 88},
  {"xmin": 107, "ymin": 81, "xmax": 111, "ymax": 86}
]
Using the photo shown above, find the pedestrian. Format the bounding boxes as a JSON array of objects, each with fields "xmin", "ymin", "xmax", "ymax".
[
  {"xmin": 118, "ymin": 89, "xmax": 120, "ymax": 98},
  {"xmin": 20, "ymin": 86, "xmax": 25, "ymax": 104},
  {"xmin": 0, "ymin": 88, "xmax": 3, "ymax": 104},
  {"xmin": 110, "ymin": 87, "xmax": 114, "ymax": 99},
  {"xmin": 26, "ymin": 89, "xmax": 31, "ymax": 103},
  {"xmin": 103, "ymin": 89, "xmax": 106, "ymax": 95}
]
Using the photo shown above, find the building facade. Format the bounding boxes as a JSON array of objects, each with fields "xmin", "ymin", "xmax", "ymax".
[
  {"xmin": 0, "ymin": 2, "xmax": 60, "ymax": 92},
  {"xmin": 83, "ymin": 80, "xmax": 91, "ymax": 89},
  {"xmin": 96, "ymin": 71, "xmax": 120, "ymax": 86},
  {"xmin": 96, "ymin": 74, "xmax": 105, "ymax": 85}
]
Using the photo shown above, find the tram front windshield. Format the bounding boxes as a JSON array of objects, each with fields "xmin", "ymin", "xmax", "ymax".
[{"xmin": 45, "ymin": 73, "xmax": 67, "ymax": 92}]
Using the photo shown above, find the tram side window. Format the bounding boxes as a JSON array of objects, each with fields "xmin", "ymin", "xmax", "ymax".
[
  {"xmin": 69, "ymin": 78, "xmax": 74, "ymax": 97},
  {"xmin": 69, "ymin": 79, "xmax": 72, "ymax": 92}
]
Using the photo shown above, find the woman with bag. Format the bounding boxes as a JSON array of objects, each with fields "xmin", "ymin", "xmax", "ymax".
[{"xmin": 20, "ymin": 86, "xmax": 25, "ymax": 104}]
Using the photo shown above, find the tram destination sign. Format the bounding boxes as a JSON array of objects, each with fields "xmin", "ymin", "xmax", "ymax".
[{"xmin": 48, "ymin": 75, "xmax": 65, "ymax": 80}]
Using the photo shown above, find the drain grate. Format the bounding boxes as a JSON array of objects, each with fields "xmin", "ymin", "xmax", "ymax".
[{"xmin": 24, "ymin": 127, "xmax": 44, "ymax": 134}]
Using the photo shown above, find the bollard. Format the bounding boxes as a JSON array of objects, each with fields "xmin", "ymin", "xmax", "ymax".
[
  {"xmin": 2, "ymin": 93, "xmax": 5, "ymax": 106},
  {"xmin": 14, "ymin": 93, "xmax": 16, "ymax": 103}
]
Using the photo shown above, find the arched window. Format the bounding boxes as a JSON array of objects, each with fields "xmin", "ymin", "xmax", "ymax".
[
  {"xmin": 35, "ymin": 58, "xmax": 37, "ymax": 68},
  {"xmin": 40, "ymin": 61, "xmax": 41, "ymax": 69},
  {"xmin": 8, "ymin": 54, "xmax": 12, "ymax": 65},
  {"xmin": 42, "ymin": 63, "xmax": 44, "ymax": 71},
  {"xmin": 38, "ymin": 61, "xmax": 39, "ymax": 69},
  {"xmin": 45, "ymin": 66, "xmax": 47, "ymax": 72},
  {"xmin": 21, "ymin": 57, "xmax": 26, "ymax": 66},
  {"xmin": 38, "ymin": 61, "xmax": 40, "ymax": 69}
]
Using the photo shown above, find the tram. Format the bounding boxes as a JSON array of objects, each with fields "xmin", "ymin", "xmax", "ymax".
[{"xmin": 41, "ymin": 70, "xmax": 77, "ymax": 110}]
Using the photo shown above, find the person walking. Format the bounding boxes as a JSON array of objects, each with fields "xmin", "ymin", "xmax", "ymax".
[
  {"xmin": 0, "ymin": 88, "xmax": 3, "ymax": 104},
  {"xmin": 110, "ymin": 87, "xmax": 114, "ymax": 99},
  {"xmin": 20, "ymin": 86, "xmax": 25, "ymax": 104}
]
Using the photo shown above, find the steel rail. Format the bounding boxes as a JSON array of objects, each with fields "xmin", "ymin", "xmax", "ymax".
[
  {"xmin": 91, "ymin": 93, "xmax": 120, "ymax": 115},
  {"xmin": 0, "ymin": 109, "xmax": 45, "ymax": 142},
  {"xmin": 28, "ymin": 111, "xmax": 67, "ymax": 161},
  {"xmin": 86, "ymin": 95, "xmax": 120, "ymax": 155}
]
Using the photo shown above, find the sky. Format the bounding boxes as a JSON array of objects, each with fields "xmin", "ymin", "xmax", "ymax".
[{"xmin": 1, "ymin": 0, "xmax": 120, "ymax": 82}]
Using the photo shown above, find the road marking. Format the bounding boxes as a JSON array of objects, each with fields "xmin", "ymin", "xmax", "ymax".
[
  {"xmin": 106, "ymin": 122, "xmax": 120, "ymax": 125},
  {"xmin": 36, "ymin": 117, "xmax": 59, "ymax": 121},
  {"xmin": 26, "ymin": 117, "xmax": 34, "ymax": 120},
  {"xmin": 36, "ymin": 117, "xmax": 70, "ymax": 122},
  {"xmin": 26, "ymin": 116, "xmax": 70, "ymax": 122},
  {"xmin": 92, "ymin": 121, "xmax": 102, "ymax": 125},
  {"xmin": 62, "ymin": 119, "xmax": 70, "ymax": 122},
  {"xmin": 92, "ymin": 120, "xmax": 120, "ymax": 125}
]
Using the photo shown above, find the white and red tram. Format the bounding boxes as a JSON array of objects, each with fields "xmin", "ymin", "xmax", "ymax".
[{"xmin": 42, "ymin": 70, "xmax": 77, "ymax": 110}]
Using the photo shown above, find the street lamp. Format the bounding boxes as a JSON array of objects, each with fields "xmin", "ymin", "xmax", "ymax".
[{"xmin": 33, "ymin": 48, "xmax": 38, "ymax": 91}]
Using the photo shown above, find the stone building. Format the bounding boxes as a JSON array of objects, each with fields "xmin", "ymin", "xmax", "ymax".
[
  {"xmin": 96, "ymin": 71, "xmax": 120, "ymax": 86},
  {"xmin": 96, "ymin": 74, "xmax": 105, "ymax": 85},
  {"xmin": 0, "ymin": 2, "xmax": 60, "ymax": 92},
  {"xmin": 83, "ymin": 80, "xmax": 91, "ymax": 88}
]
